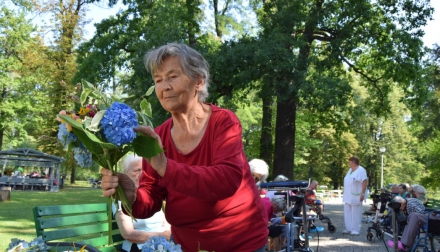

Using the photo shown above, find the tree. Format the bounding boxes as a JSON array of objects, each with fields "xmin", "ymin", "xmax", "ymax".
[
  {"xmin": 417, "ymin": 44, "xmax": 440, "ymax": 188},
  {"xmin": 248, "ymin": 0, "xmax": 433, "ymax": 179},
  {"xmin": 0, "ymin": 4, "xmax": 52, "ymax": 150}
]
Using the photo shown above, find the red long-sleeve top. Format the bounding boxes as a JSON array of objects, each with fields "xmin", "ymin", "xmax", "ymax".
[{"xmin": 132, "ymin": 104, "xmax": 268, "ymax": 252}]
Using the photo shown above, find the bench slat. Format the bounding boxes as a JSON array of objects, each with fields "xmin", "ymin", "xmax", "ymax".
[
  {"xmin": 41, "ymin": 223, "xmax": 110, "ymax": 241},
  {"xmin": 33, "ymin": 203, "xmax": 123, "ymax": 251},
  {"xmin": 38, "ymin": 213, "xmax": 108, "ymax": 229},
  {"xmin": 35, "ymin": 203, "xmax": 107, "ymax": 216}
]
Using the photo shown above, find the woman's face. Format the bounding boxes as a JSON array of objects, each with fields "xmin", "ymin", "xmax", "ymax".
[
  {"xmin": 398, "ymin": 186, "xmax": 405, "ymax": 194},
  {"xmin": 153, "ymin": 56, "xmax": 203, "ymax": 113},
  {"xmin": 252, "ymin": 172, "xmax": 263, "ymax": 183},
  {"xmin": 127, "ymin": 160, "xmax": 142, "ymax": 188}
]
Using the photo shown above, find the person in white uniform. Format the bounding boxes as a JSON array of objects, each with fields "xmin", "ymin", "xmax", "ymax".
[
  {"xmin": 342, "ymin": 156, "xmax": 368, "ymax": 236},
  {"xmin": 112, "ymin": 155, "xmax": 171, "ymax": 252}
]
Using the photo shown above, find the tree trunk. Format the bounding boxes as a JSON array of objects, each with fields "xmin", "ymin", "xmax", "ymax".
[
  {"xmin": 213, "ymin": 0, "xmax": 222, "ymax": 39},
  {"xmin": 273, "ymin": 97, "xmax": 297, "ymax": 180},
  {"xmin": 70, "ymin": 166, "xmax": 76, "ymax": 184},
  {"xmin": 260, "ymin": 95, "xmax": 274, "ymax": 171},
  {"xmin": 0, "ymin": 87, "xmax": 8, "ymax": 150},
  {"xmin": 0, "ymin": 129, "xmax": 3, "ymax": 151}
]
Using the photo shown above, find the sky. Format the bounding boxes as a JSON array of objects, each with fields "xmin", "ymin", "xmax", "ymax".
[
  {"xmin": 83, "ymin": 1, "xmax": 440, "ymax": 48},
  {"xmin": 3, "ymin": 0, "xmax": 439, "ymax": 47}
]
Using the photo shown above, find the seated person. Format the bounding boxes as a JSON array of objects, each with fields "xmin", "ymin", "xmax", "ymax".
[
  {"xmin": 249, "ymin": 159, "xmax": 269, "ymax": 196},
  {"xmin": 305, "ymin": 180, "xmax": 324, "ymax": 219},
  {"xmin": 387, "ymin": 196, "xmax": 426, "ymax": 251},
  {"xmin": 398, "ymin": 183, "xmax": 410, "ymax": 199},
  {"xmin": 113, "ymin": 155, "xmax": 171, "ymax": 252},
  {"xmin": 390, "ymin": 184, "xmax": 400, "ymax": 197},
  {"xmin": 388, "ymin": 211, "xmax": 440, "ymax": 251},
  {"xmin": 262, "ymin": 196, "xmax": 287, "ymax": 252},
  {"xmin": 411, "ymin": 184, "xmax": 428, "ymax": 205}
]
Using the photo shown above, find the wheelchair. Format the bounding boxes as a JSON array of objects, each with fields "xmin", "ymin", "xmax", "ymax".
[
  {"xmin": 307, "ymin": 199, "xmax": 336, "ymax": 233},
  {"xmin": 365, "ymin": 192, "xmax": 393, "ymax": 242},
  {"xmin": 410, "ymin": 210, "xmax": 440, "ymax": 252},
  {"xmin": 261, "ymin": 168, "xmax": 318, "ymax": 252}
]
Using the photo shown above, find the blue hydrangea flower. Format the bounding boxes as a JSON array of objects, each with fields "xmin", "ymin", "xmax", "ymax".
[
  {"xmin": 7, "ymin": 236, "xmax": 49, "ymax": 252},
  {"xmin": 100, "ymin": 102, "xmax": 138, "ymax": 146},
  {"xmin": 141, "ymin": 236, "xmax": 182, "ymax": 252},
  {"xmin": 57, "ymin": 123, "xmax": 78, "ymax": 149},
  {"xmin": 73, "ymin": 143, "xmax": 93, "ymax": 168}
]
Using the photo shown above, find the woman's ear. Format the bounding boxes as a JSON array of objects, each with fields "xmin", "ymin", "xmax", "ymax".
[{"xmin": 195, "ymin": 75, "xmax": 204, "ymax": 91}]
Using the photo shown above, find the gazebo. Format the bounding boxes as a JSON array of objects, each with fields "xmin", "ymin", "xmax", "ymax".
[{"xmin": 0, "ymin": 148, "xmax": 65, "ymax": 192}]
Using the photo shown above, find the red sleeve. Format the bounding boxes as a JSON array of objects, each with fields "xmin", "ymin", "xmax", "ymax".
[
  {"xmin": 130, "ymin": 159, "xmax": 168, "ymax": 219},
  {"xmin": 262, "ymin": 197, "xmax": 273, "ymax": 221},
  {"xmin": 158, "ymin": 116, "xmax": 244, "ymax": 201}
]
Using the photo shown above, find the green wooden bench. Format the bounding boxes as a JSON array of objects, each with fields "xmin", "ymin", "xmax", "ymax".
[
  {"xmin": 426, "ymin": 199, "xmax": 440, "ymax": 210},
  {"xmin": 33, "ymin": 203, "xmax": 123, "ymax": 252}
]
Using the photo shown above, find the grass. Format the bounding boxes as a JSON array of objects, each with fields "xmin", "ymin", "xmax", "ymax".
[{"xmin": 0, "ymin": 181, "xmax": 107, "ymax": 251}]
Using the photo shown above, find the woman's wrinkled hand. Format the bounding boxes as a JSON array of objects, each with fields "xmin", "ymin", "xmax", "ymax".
[
  {"xmin": 100, "ymin": 168, "xmax": 137, "ymax": 204},
  {"xmin": 134, "ymin": 126, "xmax": 167, "ymax": 176},
  {"xmin": 162, "ymin": 230, "xmax": 172, "ymax": 241},
  {"xmin": 101, "ymin": 168, "xmax": 119, "ymax": 197}
]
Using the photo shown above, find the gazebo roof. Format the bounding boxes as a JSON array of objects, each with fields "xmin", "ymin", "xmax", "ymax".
[{"xmin": 0, "ymin": 148, "xmax": 65, "ymax": 167}]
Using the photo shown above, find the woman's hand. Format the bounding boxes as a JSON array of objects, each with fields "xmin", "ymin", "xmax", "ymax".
[
  {"xmin": 360, "ymin": 194, "xmax": 364, "ymax": 202},
  {"xmin": 162, "ymin": 230, "xmax": 172, "ymax": 241},
  {"xmin": 400, "ymin": 200, "xmax": 407, "ymax": 211},
  {"xmin": 134, "ymin": 126, "xmax": 167, "ymax": 176},
  {"xmin": 100, "ymin": 168, "xmax": 137, "ymax": 204},
  {"xmin": 101, "ymin": 168, "xmax": 119, "ymax": 197}
]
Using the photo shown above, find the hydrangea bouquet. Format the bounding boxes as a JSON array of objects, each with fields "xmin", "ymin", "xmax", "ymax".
[{"xmin": 57, "ymin": 80, "xmax": 162, "ymax": 242}]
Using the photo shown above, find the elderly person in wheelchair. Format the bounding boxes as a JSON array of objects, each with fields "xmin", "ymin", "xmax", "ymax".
[
  {"xmin": 386, "ymin": 195, "xmax": 427, "ymax": 251},
  {"xmin": 305, "ymin": 181, "xmax": 324, "ymax": 219},
  {"xmin": 261, "ymin": 196, "xmax": 287, "ymax": 252}
]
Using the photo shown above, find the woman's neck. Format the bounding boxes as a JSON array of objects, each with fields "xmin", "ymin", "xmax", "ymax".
[{"xmin": 171, "ymin": 102, "xmax": 210, "ymax": 134}]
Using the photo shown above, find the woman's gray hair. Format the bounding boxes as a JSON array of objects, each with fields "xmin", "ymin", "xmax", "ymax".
[
  {"xmin": 271, "ymin": 196, "xmax": 286, "ymax": 211},
  {"xmin": 412, "ymin": 185, "xmax": 426, "ymax": 195},
  {"xmin": 249, "ymin": 159, "xmax": 269, "ymax": 182},
  {"xmin": 143, "ymin": 43, "xmax": 210, "ymax": 102},
  {"xmin": 394, "ymin": 196, "xmax": 405, "ymax": 203},
  {"xmin": 122, "ymin": 154, "xmax": 143, "ymax": 174}
]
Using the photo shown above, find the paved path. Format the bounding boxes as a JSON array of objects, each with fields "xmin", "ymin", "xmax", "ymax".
[{"xmin": 306, "ymin": 198, "xmax": 391, "ymax": 252}]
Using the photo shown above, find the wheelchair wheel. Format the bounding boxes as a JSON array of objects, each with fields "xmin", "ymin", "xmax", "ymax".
[
  {"xmin": 376, "ymin": 230, "xmax": 383, "ymax": 240},
  {"xmin": 366, "ymin": 232, "xmax": 375, "ymax": 242},
  {"xmin": 328, "ymin": 224, "xmax": 336, "ymax": 233}
]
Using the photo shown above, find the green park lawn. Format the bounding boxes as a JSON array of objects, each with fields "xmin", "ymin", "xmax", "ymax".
[{"xmin": 0, "ymin": 182, "xmax": 107, "ymax": 251}]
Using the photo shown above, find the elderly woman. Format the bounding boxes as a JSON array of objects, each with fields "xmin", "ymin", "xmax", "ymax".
[
  {"xmin": 411, "ymin": 184, "xmax": 428, "ymax": 204},
  {"xmin": 101, "ymin": 43, "xmax": 268, "ymax": 252},
  {"xmin": 387, "ymin": 196, "xmax": 425, "ymax": 251},
  {"xmin": 249, "ymin": 158, "xmax": 269, "ymax": 183},
  {"xmin": 342, "ymin": 156, "xmax": 368, "ymax": 236},
  {"xmin": 113, "ymin": 155, "xmax": 171, "ymax": 252}
]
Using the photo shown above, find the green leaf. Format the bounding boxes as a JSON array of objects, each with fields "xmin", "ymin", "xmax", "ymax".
[
  {"xmin": 58, "ymin": 115, "xmax": 117, "ymax": 155},
  {"xmin": 80, "ymin": 88, "xmax": 93, "ymax": 106},
  {"xmin": 140, "ymin": 99, "xmax": 152, "ymax": 118},
  {"xmin": 145, "ymin": 85, "xmax": 155, "ymax": 96},
  {"xmin": 81, "ymin": 79, "xmax": 95, "ymax": 90},
  {"xmin": 87, "ymin": 110, "xmax": 106, "ymax": 132},
  {"xmin": 137, "ymin": 111, "xmax": 154, "ymax": 127},
  {"xmin": 83, "ymin": 118, "xmax": 92, "ymax": 129},
  {"xmin": 132, "ymin": 135, "xmax": 163, "ymax": 158}
]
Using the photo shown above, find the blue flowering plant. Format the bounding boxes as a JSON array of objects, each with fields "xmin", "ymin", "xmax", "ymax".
[
  {"xmin": 6, "ymin": 237, "xmax": 49, "ymax": 252},
  {"xmin": 56, "ymin": 80, "xmax": 162, "ymax": 238},
  {"xmin": 141, "ymin": 236, "xmax": 182, "ymax": 252}
]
